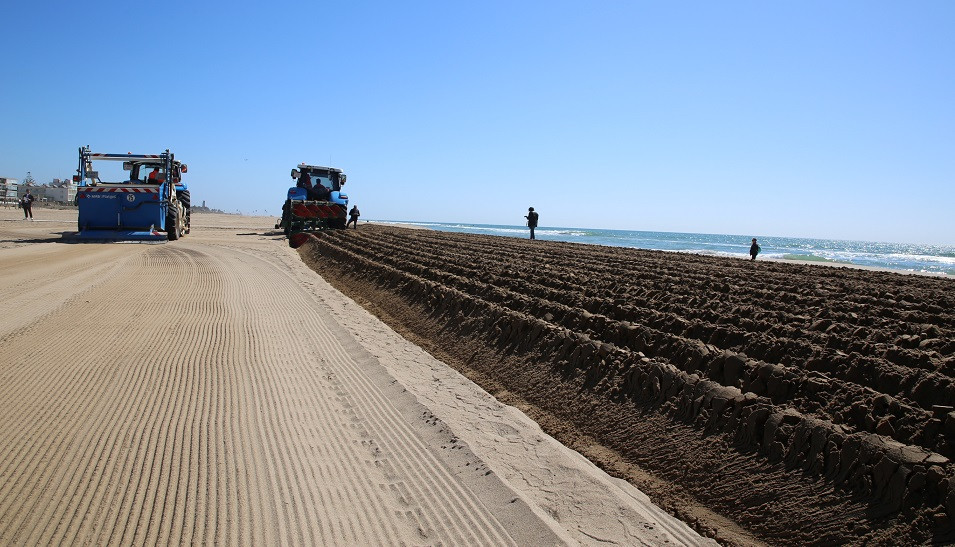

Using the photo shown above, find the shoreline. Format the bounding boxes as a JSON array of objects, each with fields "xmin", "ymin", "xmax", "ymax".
[
  {"xmin": 4, "ymin": 209, "xmax": 949, "ymax": 278},
  {"xmin": 364, "ymin": 218, "xmax": 953, "ymax": 279}
]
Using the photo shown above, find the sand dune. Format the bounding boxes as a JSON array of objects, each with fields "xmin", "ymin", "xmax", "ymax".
[{"xmin": 0, "ymin": 208, "xmax": 710, "ymax": 545}]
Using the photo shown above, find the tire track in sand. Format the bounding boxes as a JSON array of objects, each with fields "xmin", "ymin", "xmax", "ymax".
[{"xmin": 205, "ymin": 242, "xmax": 519, "ymax": 545}]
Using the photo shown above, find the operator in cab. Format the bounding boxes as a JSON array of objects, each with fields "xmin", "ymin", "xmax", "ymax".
[{"xmin": 308, "ymin": 178, "xmax": 331, "ymax": 201}]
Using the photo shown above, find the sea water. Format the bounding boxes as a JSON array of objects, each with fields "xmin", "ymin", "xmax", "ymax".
[{"xmin": 368, "ymin": 220, "xmax": 955, "ymax": 277}]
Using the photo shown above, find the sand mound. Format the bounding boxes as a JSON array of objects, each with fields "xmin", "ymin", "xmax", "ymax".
[{"xmin": 299, "ymin": 224, "xmax": 955, "ymax": 545}]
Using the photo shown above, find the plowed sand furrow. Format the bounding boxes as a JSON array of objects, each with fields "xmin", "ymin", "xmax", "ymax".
[
  {"xmin": 134, "ymin": 348, "xmax": 190, "ymax": 546},
  {"xmin": 205, "ymin": 244, "xmax": 514, "ymax": 545},
  {"xmin": 294, "ymin": 330, "xmax": 507, "ymax": 544},
  {"xmin": 153, "ymin": 332, "xmax": 203, "ymax": 546},
  {"xmin": 237, "ymin": 273, "xmax": 515, "ymax": 545},
  {"xmin": 64, "ymin": 348, "xmax": 173, "ymax": 545},
  {"xmin": 124, "ymin": 325, "xmax": 181, "ymax": 545},
  {"xmin": 319, "ymin": 230, "xmax": 952, "ymax": 443},
  {"xmin": 194, "ymin": 350, "xmax": 215, "ymax": 546},
  {"xmin": 35, "ymin": 347, "xmax": 174, "ymax": 545},
  {"xmin": 207, "ymin": 256, "xmax": 372, "ymax": 547},
  {"xmin": 0, "ymin": 250, "xmax": 144, "ymax": 342},
  {"xmin": 209, "ymin": 346, "xmax": 232, "ymax": 546},
  {"xmin": 7, "ymin": 250, "xmax": 213, "ymax": 544},
  {"xmin": 227, "ymin": 291, "xmax": 397, "ymax": 544},
  {"xmin": 0, "ymin": 244, "xmax": 103, "ymax": 283},
  {"xmin": 115, "ymin": 359, "xmax": 171, "ymax": 546},
  {"xmin": 299, "ymin": 372, "xmax": 416, "ymax": 545},
  {"xmin": 348, "ymin": 247, "xmax": 899, "ymax": 427},
  {"xmin": 0, "ymin": 303, "xmax": 158, "ymax": 542},
  {"xmin": 129, "ymin": 318, "xmax": 205, "ymax": 543},
  {"xmin": 278, "ymin": 361, "xmax": 403, "ymax": 545},
  {"xmin": 215, "ymin": 249, "xmax": 359, "ymax": 544},
  {"xmin": 354, "ymin": 230, "xmax": 947, "ymax": 331},
  {"xmin": 2, "ymin": 361, "xmax": 143, "ymax": 544},
  {"xmin": 312, "ymin": 345, "xmax": 515, "ymax": 545},
  {"xmin": 302, "ymin": 225, "xmax": 955, "ymax": 544},
  {"xmin": 115, "ymin": 346, "xmax": 179, "ymax": 546},
  {"xmin": 160, "ymin": 246, "xmax": 239, "ymax": 546},
  {"xmin": 224, "ymin": 322, "xmax": 295, "ymax": 544}
]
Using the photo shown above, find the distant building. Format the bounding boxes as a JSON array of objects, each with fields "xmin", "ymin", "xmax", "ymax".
[
  {"xmin": 44, "ymin": 179, "xmax": 78, "ymax": 203},
  {"xmin": 17, "ymin": 179, "xmax": 78, "ymax": 203},
  {"xmin": 0, "ymin": 177, "xmax": 19, "ymax": 205}
]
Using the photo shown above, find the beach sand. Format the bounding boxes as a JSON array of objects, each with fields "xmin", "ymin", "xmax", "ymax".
[
  {"xmin": 0, "ymin": 207, "xmax": 713, "ymax": 545},
  {"xmin": 299, "ymin": 223, "xmax": 955, "ymax": 545}
]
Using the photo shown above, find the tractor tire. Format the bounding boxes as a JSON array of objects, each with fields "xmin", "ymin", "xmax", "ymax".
[
  {"xmin": 281, "ymin": 200, "xmax": 292, "ymax": 235},
  {"xmin": 167, "ymin": 205, "xmax": 181, "ymax": 241},
  {"xmin": 177, "ymin": 189, "xmax": 191, "ymax": 208}
]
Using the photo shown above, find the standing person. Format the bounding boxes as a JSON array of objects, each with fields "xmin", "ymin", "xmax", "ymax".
[
  {"xmin": 21, "ymin": 191, "xmax": 34, "ymax": 220},
  {"xmin": 750, "ymin": 238, "xmax": 761, "ymax": 261},
  {"xmin": 346, "ymin": 205, "xmax": 360, "ymax": 229},
  {"xmin": 525, "ymin": 207, "xmax": 539, "ymax": 239}
]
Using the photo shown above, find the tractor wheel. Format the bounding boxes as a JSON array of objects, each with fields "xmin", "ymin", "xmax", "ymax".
[
  {"xmin": 167, "ymin": 205, "xmax": 181, "ymax": 241},
  {"xmin": 281, "ymin": 200, "xmax": 292, "ymax": 235},
  {"xmin": 177, "ymin": 189, "xmax": 191, "ymax": 208}
]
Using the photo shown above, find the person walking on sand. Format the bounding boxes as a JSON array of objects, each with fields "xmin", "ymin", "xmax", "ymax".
[
  {"xmin": 21, "ymin": 191, "xmax": 34, "ymax": 220},
  {"xmin": 525, "ymin": 207, "xmax": 539, "ymax": 240},
  {"xmin": 750, "ymin": 238, "xmax": 761, "ymax": 261},
  {"xmin": 346, "ymin": 205, "xmax": 360, "ymax": 229}
]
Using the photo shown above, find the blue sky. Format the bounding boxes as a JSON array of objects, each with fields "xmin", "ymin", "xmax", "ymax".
[{"xmin": 2, "ymin": 1, "xmax": 953, "ymax": 244}]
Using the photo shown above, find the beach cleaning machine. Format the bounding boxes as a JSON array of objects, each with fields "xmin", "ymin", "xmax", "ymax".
[
  {"xmin": 275, "ymin": 163, "xmax": 348, "ymax": 247},
  {"xmin": 71, "ymin": 146, "xmax": 190, "ymax": 241}
]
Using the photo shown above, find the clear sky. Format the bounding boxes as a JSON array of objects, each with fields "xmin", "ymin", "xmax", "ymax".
[{"xmin": 2, "ymin": 1, "xmax": 953, "ymax": 244}]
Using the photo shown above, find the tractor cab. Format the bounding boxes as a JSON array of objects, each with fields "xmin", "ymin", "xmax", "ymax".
[{"xmin": 122, "ymin": 160, "xmax": 188, "ymax": 186}]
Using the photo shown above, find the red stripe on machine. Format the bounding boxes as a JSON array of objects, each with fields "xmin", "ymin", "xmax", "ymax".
[{"xmin": 78, "ymin": 187, "xmax": 160, "ymax": 193}]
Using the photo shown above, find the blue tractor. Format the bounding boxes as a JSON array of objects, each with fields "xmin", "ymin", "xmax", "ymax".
[
  {"xmin": 72, "ymin": 146, "xmax": 190, "ymax": 241},
  {"xmin": 275, "ymin": 163, "xmax": 349, "ymax": 240}
]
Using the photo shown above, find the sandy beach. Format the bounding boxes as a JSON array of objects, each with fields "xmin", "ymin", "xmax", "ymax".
[
  {"xmin": 299, "ymin": 222, "xmax": 955, "ymax": 545},
  {"xmin": 0, "ymin": 207, "xmax": 712, "ymax": 545}
]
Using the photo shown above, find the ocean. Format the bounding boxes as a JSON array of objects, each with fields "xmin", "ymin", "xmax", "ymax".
[{"xmin": 367, "ymin": 220, "xmax": 955, "ymax": 277}]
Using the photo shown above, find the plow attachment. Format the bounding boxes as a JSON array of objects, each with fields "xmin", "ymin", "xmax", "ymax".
[{"xmin": 277, "ymin": 199, "xmax": 347, "ymax": 247}]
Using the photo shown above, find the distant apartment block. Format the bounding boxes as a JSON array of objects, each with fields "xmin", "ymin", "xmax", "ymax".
[
  {"xmin": 15, "ymin": 179, "xmax": 78, "ymax": 203},
  {"xmin": 41, "ymin": 179, "xmax": 78, "ymax": 203},
  {"xmin": 0, "ymin": 177, "xmax": 19, "ymax": 205}
]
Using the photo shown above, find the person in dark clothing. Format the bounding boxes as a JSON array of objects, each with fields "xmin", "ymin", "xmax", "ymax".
[
  {"xmin": 297, "ymin": 172, "xmax": 312, "ymax": 190},
  {"xmin": 750, "ymin": 238, "xmax": 761, "ymax": 261},
  {"xmin": 21, "ymin": 191, "xmax": 34, "ymax": 220},
  {"xmin": 346, "ymin": 205, "xmax": 360, "ymax": 229},
  {"xmin": 525, "ymin": 207, "xmax": 539, "ymax": 239},
  {"xmin": 308, "ymin": 179, "xmax": 331, "ymax": 201}
]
